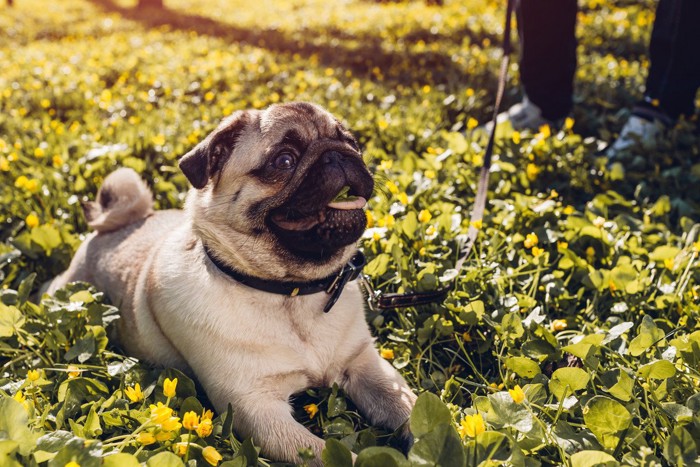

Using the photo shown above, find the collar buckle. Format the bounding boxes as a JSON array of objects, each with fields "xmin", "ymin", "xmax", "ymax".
[{"xmin": 323, "ymin": 252, "xmax": 366, "ymax": 313}]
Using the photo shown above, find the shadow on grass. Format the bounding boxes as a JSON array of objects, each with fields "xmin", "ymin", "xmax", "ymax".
[{"xmin": 85, "ymin": 0, "xmax": 500, "ymax": 87}]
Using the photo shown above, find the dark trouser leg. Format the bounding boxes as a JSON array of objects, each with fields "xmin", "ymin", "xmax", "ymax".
[
  {"xmin": 644, "ymin": 0, "xmax": 700, "ymax": 120},
  {"xmin": 518, "ymin": 0, "xmax": 578, "ymax": 120}
]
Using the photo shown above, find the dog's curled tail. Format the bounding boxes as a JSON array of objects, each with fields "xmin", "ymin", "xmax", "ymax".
[{"xmin": 83, "ymin": 168, "xmax": 154, "ymax": 233}]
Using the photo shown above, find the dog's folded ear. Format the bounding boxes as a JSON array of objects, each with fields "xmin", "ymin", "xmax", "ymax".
[{"xmin": 179, "ymin": 110, "xmax": 252, "ymax": 189}]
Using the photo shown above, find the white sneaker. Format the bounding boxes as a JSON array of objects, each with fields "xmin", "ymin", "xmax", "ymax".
[
  {"xmin": 486, "ymin": 96, "xmax": 552, "ymax": 132},
  {"xmin": 606, "ymin": 115, "xmax": 666, "ymax": 159}
]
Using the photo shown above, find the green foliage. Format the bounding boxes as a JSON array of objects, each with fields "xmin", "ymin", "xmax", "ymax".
[{"xmin": 2, "ymin": 0, "xmax": 700, "ymax": 465}]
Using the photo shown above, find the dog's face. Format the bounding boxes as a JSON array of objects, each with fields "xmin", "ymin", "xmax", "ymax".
[{"xmin": 179, "ymin": 102, "xmax": 374, "ymax": 281}]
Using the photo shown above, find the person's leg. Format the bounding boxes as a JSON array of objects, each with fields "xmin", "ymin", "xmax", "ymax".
[
  {"xmin": 607, "ymin": 0, "xmax": 700, "ymax": 158},
  {"xmin": 644, "ymin": 0, "xmax": 700, "ymax": 120},
  {"xmin": 518, "ymin": 0, "xmax": 578, "ymax": 121}
]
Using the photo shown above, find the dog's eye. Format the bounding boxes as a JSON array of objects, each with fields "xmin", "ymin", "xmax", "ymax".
[{"xmin": 273, "ymin": 152, "xmax": 296, "ymax": 170}]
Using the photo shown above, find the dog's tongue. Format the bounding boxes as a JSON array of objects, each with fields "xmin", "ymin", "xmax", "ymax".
[{"xmin": 327, "ymin": 197, "xmax": 367, "ymax": 210}]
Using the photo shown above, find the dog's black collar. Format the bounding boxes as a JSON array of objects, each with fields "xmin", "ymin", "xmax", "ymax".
[{"xmin": 203, "ymin": 245, "xmax": 366, "ymax": 313}]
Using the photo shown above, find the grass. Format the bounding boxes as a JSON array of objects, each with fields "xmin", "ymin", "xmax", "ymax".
[{"xmin": 1, "ymin": 0, "xmax": 700, "ymax": 465}]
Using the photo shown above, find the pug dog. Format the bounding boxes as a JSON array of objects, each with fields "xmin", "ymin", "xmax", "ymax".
[{"xmin": 47, "ymin": 102, "xmax": 416, "ymax": 465}]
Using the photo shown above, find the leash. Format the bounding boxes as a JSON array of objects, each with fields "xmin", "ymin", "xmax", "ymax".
[{"xmin": 360, "ymin": 0, "xmax": 516, "ymax": 310}]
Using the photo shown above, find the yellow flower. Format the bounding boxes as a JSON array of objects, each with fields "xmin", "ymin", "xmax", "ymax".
[
  {"xmin": 13, "ymin": 391, "xmax": 26, "ymax": 403},
  {"xmin": 124, "ymin": 383, "xmax": 144, "ymax": 403},
  {"xmin": 397, "ymin": 192, "xmax": 408, "ymax": 205},
  {"xmin": 466, "ymin": 117, "xmax": 479, "ymax": 130},
  {"xmin": 557, "ymin": 241, "xmax": 568, "ymax": 250},
  {"xmin": 183, "ymin": 411, "xmax": 200, "ymax": 430},
  {"xmin": 459, "ymin": 413, "xmax": 485, "ymax": 438},
  {"xmin": 25, "ymin": 213, "xmax": 39, "ymax": 229},
  {"xmin": 160, "ymin": 416, "xmax": 182, "ymax": 432},
  {"xmin": 380, "ymin": 348, "xmax": 394, "ymax": 360},
  {"xmin": 564, "ymin": 117, "xmax": 574, "ymax": 131},
  {"xmin": 65, "ymin": 462, "xmax": 81, "ymax": 467},
  {"xmin": 426, "ymin": 225, "xmax": 437, "ymax": 236},
  {"xmin": 163, "ymin": 377, "xmax": 178, "ymax": 398},
  {"xmin": 425, "ymin": 169, "xmax": 436, "ymax": 179},
  {"xmin": 137, "ymin": 432, "xmax": 156, "ymax": 446},
  {"xmin": 304, "ymin": 403, "xmax": 319, "ymax": 419},
  {"xmin": 0, "ymin": 157, "xmax": 9, "ymax": 171},
  {"xmin": 664, "ymin": 258, "xmax": 674, "ymax": 270},
  {"xmin": 201, "ymin": 409, "xmax": 214, "ymax": 421},
  {"xmin": 531, "ymin": 246, "xmax": 544, "ymax": 257},
  {"xmin": 27, "ymin": 369, "xmax": 40, "ymax": 382},
  {"xmin": 366, "ymin": 210, "xmax": 374, "ymax": 228},
  {"xmin": 386, "ymin": 181, "xmax": 399, "ymax": 195},
  {"xmin": 526, "ymin": 163, "xmax": 540, "ymax": 181},
  {"xmin": 563, "ymin": 205, "xmax": 575, "ymax": 215},
  {"xmin": 52, "ymin": 155, "xmax": 64, "ymax": 167},
  {"xmin": 552, "ymin": 319, "xmax": 567, "ymax": 332},
  {"xmin": 508, "ymin": 385, "xmax": 526, "ymax": 404},
  {"xmin": 524, "ymin": 232, "xmax": 538, "ymax": 249},
  {"xmin": 462, "ymin": 331, "xmax": 472, "ymax": 342},
  {"xmin": 151, "ymin": 134, "xmax": 166, "ymax": 146},
  {"xmin": 202, "ymin": 446, "xmax": 223, "ymax": 466},
  {"xmin": 197, "ymin": 418, "xmax": 213, "ymax": 437},
  {"xmin": 149, "ymin": 402, "xmax": 173, "ymax": 424},
  {"xmin": 67, "ymin": 366, "xmax": 80, "ymax": 378},
  {"xmin": 25, "ymin": 179, "xmax": 39, "ymax": 193},
  {"xmin": 470, "ymin": 219, "xmax": 483, "ymax": 230},
  {"xmin": 173, "ymin": 442, "xmax": 188, "ymax": 457},
  {"xmin": 539, "ymin": 124, "xmax": 551, "ymax": 138},
  {"xmin": 511, "ymin": 131, "xmax": 521, "ymax": 144},
  {"xmin": 14, "ymin": 175, "xmax": 29, "ymax": 188},
  {"xmin": 155, "ymin": 430, "xmax": 174, "ymax": 442},
  {"xmin": 465, "ymin": 88, "xmax": 475, "ymax": 97},
  {"xmin": 418, "ymin": 210, "xmax": 432, "ymax": 223},
  {"xmin": 609, "ymin": 280, "xmax": 617, "ymax": 292},
  {"xmin": 34, "ymin": 147, "xmax": 45, "ymax": 158},
  {"xmin": 694, "ymin": 241, "xmax": 700, "ymax": 253},
  {"xmin": 585, "ymin": 246, "xmax": 596, "ymax": 261},
  {"xmin": 378, "ymin": 159, "xmax": 393, "ymax": 170}
]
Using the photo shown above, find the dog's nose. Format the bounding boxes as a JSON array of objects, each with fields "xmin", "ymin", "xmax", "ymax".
[{"xmin": 322, "ymin": 151, "xmax": 345, "ymax": 165}]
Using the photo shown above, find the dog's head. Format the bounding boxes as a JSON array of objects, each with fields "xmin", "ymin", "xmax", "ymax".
[{"xmin": 180, "ymin": 102, "xmax": 374, "ymax": 281}]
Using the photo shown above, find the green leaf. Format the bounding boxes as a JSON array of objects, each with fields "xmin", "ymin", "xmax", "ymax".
[
  {"xmin": 663, "ymin": 426, "xmax": 699, "ymax": 466},
  {"xmin": 500, "ymin": 313, "xmax": 524, "ymax": 340},
  {"xmin": 548, "ymin": 367, "xmax": 590, "ymax": 400},
  {"xmin": 636, "ymin": 360, "xmax": 676, "ymax": 380},
  {"xmin": 410, "ymin": 392, "xmax": 452, "ymax": 438},
  {"xmin": 504, "ymin": 357, "xmax": 541, "ymax": 378},
  {"xmin": 235, "ymin": 438, "xmax": 258, "ymax": 465},
  {"xmin": 605, "ymin": 370, "xmax": 634, "ymax": 402},
  {"xmin": 145, "ymin": 451, "xmax": 185, "ymax": 467},
  {"xmin": 355, "ymin": 447, "xmax": 407, "ymax": 467},
  {"xmin": 649, "ymin": 245, "xmax": 681, "ymax": 261},
  {"xmin": 103, "ymin": 453, "xmax": 141, "ymax": 467},
  {"xmin": 0, "ymin": 303, "xmax": 24, "ymax": 337},
  {"xmin": 570, "ymin": 450, "xmax": 619, "ymax": 467},
  {"xmin": 408, "ymin": 423, "xmax": 465, "ymax": 467},
  {"xmin": 365, "ymin": 254, "xmax": 390, "ymax": 276},
  {"xmin": 30, "ymin": 224, "xmax": 63, "ymax": 254},
  {"xmin": 487, "ymin": 392, "xmax": 533, "ymax": 433},
  {"xmin": 0, "ymin": 440, "xmax": 21, "ymax": 467},
  {"xmin": 583, "ymin": 396, "xmax": 632, "ymax": 451},
  {"xmin": 322, "ymin": 438, "xmax": 353, "ymax": 467},
  {"xmin": 628, "ymin": 315, "xmax": 665, "ymax": 357},
  {"xmin": 0, "ymin": 398, "xmax": 39, "ymax": 456}
]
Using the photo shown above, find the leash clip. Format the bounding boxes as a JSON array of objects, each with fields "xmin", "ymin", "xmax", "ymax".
[
  {"xmin": 358, "ymin": 273, "xmax": 382, "ymax": 312},
  {"xmin": 323, "ymin": 252, "xmax": 366, "ymax": 313}
]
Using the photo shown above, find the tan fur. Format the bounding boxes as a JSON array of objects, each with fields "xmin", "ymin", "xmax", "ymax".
[{"xmin": 47, "ymin": 103, "xmax": 416, "ymax": 466}]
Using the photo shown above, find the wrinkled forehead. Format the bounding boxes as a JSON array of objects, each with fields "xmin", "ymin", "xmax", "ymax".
[{"xmin": 258, "ymin": 102, "xmax": 340, "ymax": 141}]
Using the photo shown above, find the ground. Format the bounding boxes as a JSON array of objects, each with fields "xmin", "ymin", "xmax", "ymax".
[{"xmin": 1, "ymin": 0, "xmax": 699, "ymax": 465}]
